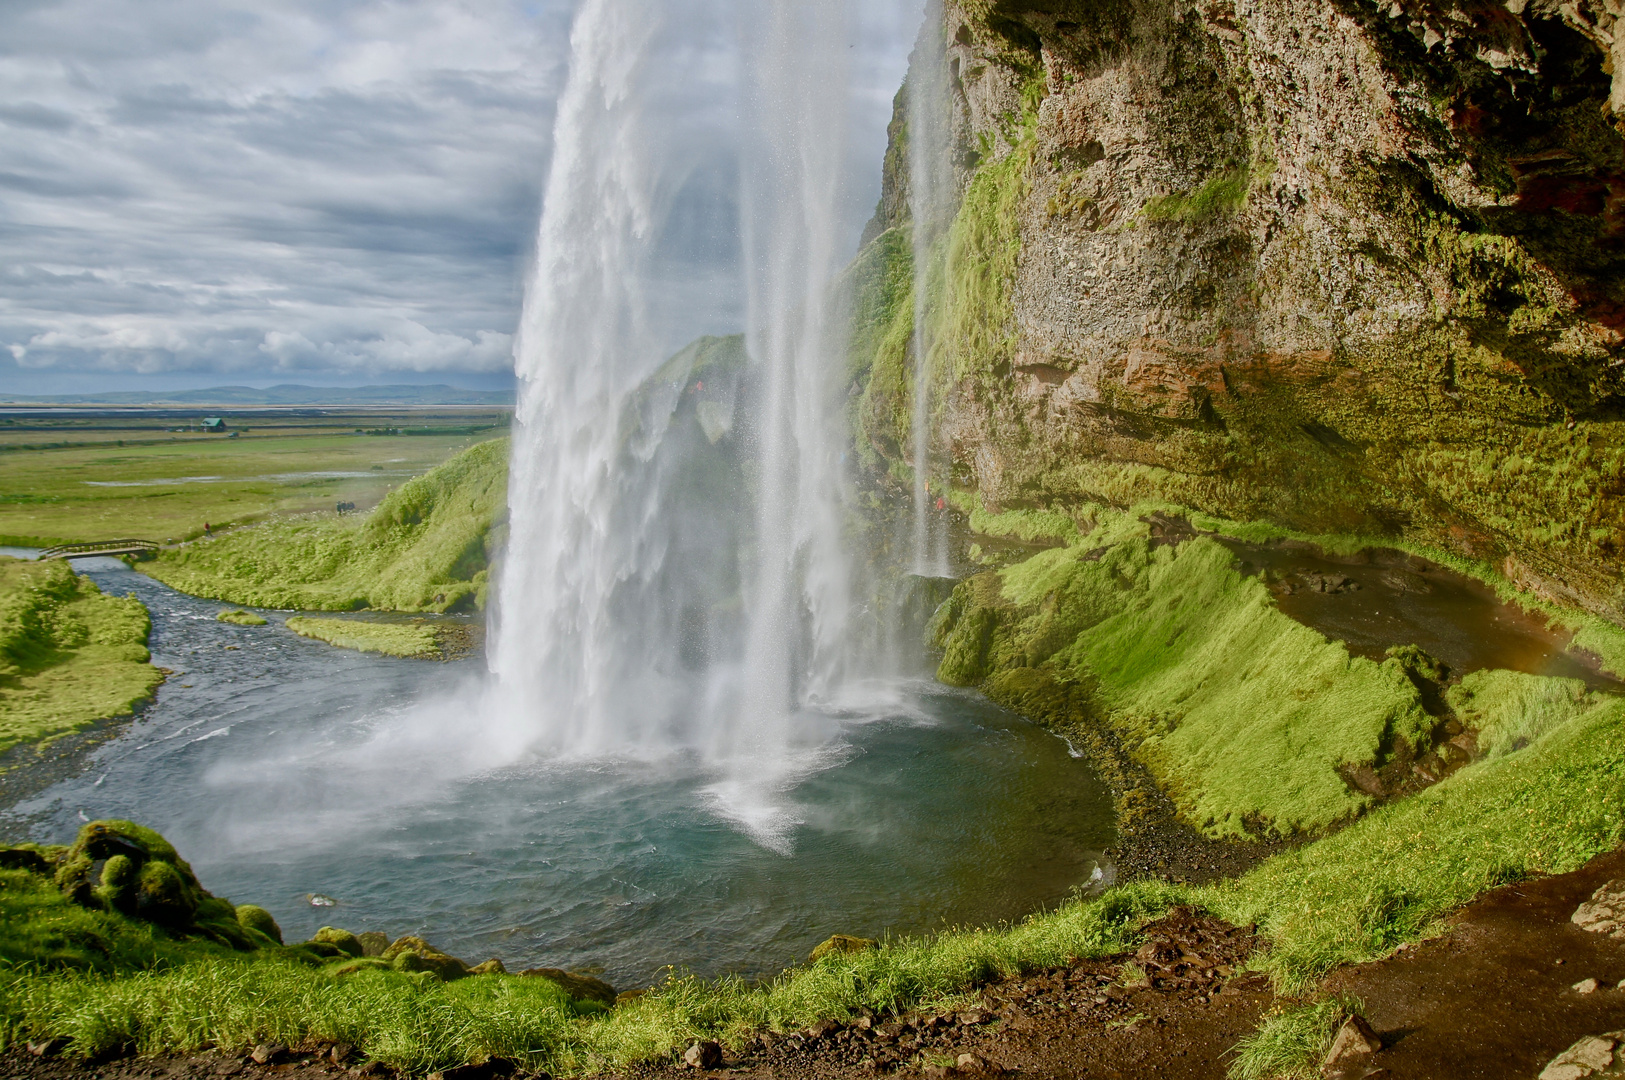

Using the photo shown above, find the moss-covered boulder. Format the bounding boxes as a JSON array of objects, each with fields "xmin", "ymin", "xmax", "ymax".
[
  {"xmin": 313, "ymin": 926, "xmax": 363, "ymax": 957},
  {"xmin": 381, "ymin": 935, "xmax": 469, "ymax": 981},
  {"xmin": 808, "ymin": 934, "xmax": 877, "ymax": 963},
  {"xmin": 517, "ymin": 967, "xmax": 616, "ymax": 1006},
  {"xmin": 235, "ymin": 904, "xmax": 283, "ymax": 944},
  {"xmin": 55, "ymin": 820, "xmax": 204, "ymax": 923},
  {"xmin": 357, "ymin": 931, "xmax": 389, "ymax": 957}
]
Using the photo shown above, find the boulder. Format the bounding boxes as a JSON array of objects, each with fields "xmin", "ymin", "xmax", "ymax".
[
  {"xmin": 54, "ymin": 820, "xmax": 205, "ymax": 926},
  {"xmin": 235, "ymin": 904, "xmax": 284, "ymax": 945},
  {"xmin": 382, "ymin": 936, "xmax": 469, "ymax": 981},
  {"xmin": 357, "ymin": 931, "xmax": 390, "ymax": 957},
  {"xmin": 468, "ymin": 958, "xmax": 507, "ymax": 976},
  {"xmin": 517, "ymin": 967, "xmax": 617, "ymax": 1005},
  {"xmin": 1539, "ymin": 1032, "xmax": 1625, "ymax": 1079},
  {"xmin": 1574, "ymin": 881, "xmax": 1625, "ymax": 941},
  {"xmin": 808, "ymin": 934, "xmax": 877, "ymax": 963},
  {"xmin": 314, "ymin": 927, "xmax": 364, "ymax": 957}
]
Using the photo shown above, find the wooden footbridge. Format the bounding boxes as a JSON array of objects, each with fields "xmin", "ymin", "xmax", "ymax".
[{"xmin": 39, "ymin": 539, "xmax": 161, "ymax": 560}]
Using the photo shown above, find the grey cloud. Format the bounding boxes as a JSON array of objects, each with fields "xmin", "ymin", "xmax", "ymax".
[
  {"xmin": 0, "ymin": 0, "xmax": 920, "ymax": 390},
  {"xmin": 0, "ymin": 102, "xmax": 77, "ymax": 129}
]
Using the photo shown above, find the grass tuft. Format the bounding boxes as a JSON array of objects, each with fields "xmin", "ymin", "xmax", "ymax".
[
  {"xmin": 285, "ymin": 617, "xmax": 441, "ymax": 659},
  {"xmin": 1227, "ymin": 996, "xmax": 1358, "ymax": 1080}
]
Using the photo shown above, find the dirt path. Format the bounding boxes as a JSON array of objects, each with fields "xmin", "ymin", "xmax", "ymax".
[
  {"xmin": 1324, "ymin": 848, "xmax": 1625, "ymax": 1079},
  {"xmin": 9, "ymin": 849, "xmax": 1625, "ymax": 1080}
]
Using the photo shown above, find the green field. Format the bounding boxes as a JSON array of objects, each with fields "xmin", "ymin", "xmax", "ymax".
[
  {"xmin": 0, "ymin": 558, "xmax": 163, "ymax": 758},
  {"xmin": 0, "ymin": 410, "xmax": 507, "ymax": 546}
]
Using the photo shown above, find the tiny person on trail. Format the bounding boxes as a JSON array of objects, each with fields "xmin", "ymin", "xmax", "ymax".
[{"xmin": 203, "ymin": 522, "xmax": 211, "ymax": 534}]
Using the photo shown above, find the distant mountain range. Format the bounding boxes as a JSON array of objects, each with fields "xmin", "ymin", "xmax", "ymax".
[{"xmin": 1, "ymin": 384, "xmax": 514, "ymax": 407}]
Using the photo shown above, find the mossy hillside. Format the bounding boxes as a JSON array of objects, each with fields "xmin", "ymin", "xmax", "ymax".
[
  {"xmin": 144, "ymin": 439, "xmax": 507, "ymax": 614},
  {"xmin": 3, "ymin": 691, "xmax": 1621, "ymax": 1074},
  {"xmin": 1213, "ymin": 694, "xmax": 1625, "ymax": 993},
  {"xmin": 845, "ymin": 4, "xmax": 1625, "ymax": 622},
  {"xmin": 933, "ymin": 514, "xmax": 1434, "ymax": 838},
  {"xmin": 0, "ymin": 558, "xmax": 163, "ymax": 757},
  {"xmin": 285, "ymin": 617, "xmax": 441, "ymax": 660}
]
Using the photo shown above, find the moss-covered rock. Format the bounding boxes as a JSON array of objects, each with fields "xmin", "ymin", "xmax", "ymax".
[
  {"xmin": 381, "ymin": 935, "xmax": 469, "ymax": 982},
  {"xmin": 235, "ymin": 904, "xmax": 283, "ymax": 944},
  {"xmin": 312, "ymin": 926, "xmax": 363, "ymax": 957},
  {"xmin": 808, "ymin": 934, "xmax": 877, "ymax": 963},
  {"xmin": 851, "ymin": 0, "xmax": 1625, "ymax": 625},
  {"xmin": 517, "ymin": 967, "xmax": 617, "ymax": 1006}
]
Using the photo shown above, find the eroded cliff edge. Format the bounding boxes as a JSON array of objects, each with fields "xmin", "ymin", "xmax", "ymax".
[{"xmin": 850, "ymin": 0, "xmax": 1625, "ymax": 621}]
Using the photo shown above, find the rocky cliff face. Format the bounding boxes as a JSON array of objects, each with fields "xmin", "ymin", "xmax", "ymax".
[{"xmin": 851, "ymin": 0, "xmax": 1625, "ymax": 621}]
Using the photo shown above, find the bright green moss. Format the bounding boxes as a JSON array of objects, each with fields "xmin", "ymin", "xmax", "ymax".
[
  {"xmin": 0, "ymin": 558, "xmax": 163, "ymax": 757},
  {"xmin": 1139, "ymin": 164, "xmax": 1251, "ymax": 222},
  {"xmin": 284, "ymin": 617, "xmax": 441, "ymax": 660},
  {"xmin": 144, "ymin": 439, "xmax": 507, "ymax": 614},
  {"xmin": 215, "ymin": 610, "xmax": 267, "ymax": 626},
  {"xmin": 938, "ymin": 137, "xmax": 1031, "ymax": 387},
  {"xmin": 1445, "ymin": 669, "xmax": 1601, "ymax": 760},
  {"xmin": 935, "ymin": 512, "xmax": 1435, "ymax": 839}
]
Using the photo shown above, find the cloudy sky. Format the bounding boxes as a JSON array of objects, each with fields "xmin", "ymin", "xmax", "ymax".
[{"xmin": 0, "ymin": 0, "xmax": 917, "ymax": 395}]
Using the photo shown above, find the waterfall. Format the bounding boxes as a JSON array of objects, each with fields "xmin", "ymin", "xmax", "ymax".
[
  {"xmin": 492, "ymin": 0, "xmax": 670, "ymax": 756},
  {"xmin": 493, "ymin": 0, "xmax": 877, "ymax": 850},
  {"xmin": 907, "ymin": 0, "xmax": 953, "ymax": 578}
]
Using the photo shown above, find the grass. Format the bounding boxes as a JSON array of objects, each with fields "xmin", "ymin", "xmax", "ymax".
[
  {"xmin": 0, "ymin": 558, "xmax": 163, "ymax": 758},
  {"xmin": 285, "ymin": 617, "xmax": 441, "ymax": 659},
  {"xmin": 934, "ymin": 507, "xmax": 1435, "ymax": 838},
  {"xmin": 0, "ymin": 421, "xmax": 495, "ymax": 547},
  {"xmin": 1227, "ymin": 997, "xmax": 1356, "ymax": 1080},
  {"xmin": 215, "ymin": 610, "xmax": 268, "ymax": 627},
  {"xmin": 1139, "ymin": 164, "xmax": 1252, "ymax": 223},
  {"xmin": 1445, "ymin": 669, "xmax": 1599, "ymax": 760},
  {"xmin": 1214, "ymin": 693, "xmax": 1625, "ymax": 991},
  {"xmin": 143, "ymin": 439, "xmax": 507, "ymax": 614}
]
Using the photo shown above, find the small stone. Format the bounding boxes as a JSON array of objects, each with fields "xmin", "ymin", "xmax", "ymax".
[
  {"xmin": 329, "ymin": 1044, "xmax": 355, "ymax": 1065},
  {"xmin": 957, "ymin": 1052, "xmax": 993, "ymax": 1072},
  {"xmin": 957, "ymin": 1009, "xmax": 989, "ymax": 1026},
  {"xmin": 683, "ymin": 1040, "xmax": 722, "ymax": 1070},
  {"xmin": 26, "ymin": 1038, "xmax": 67, "ymax": 1058},
  {"xmin": 1322, "ymin": 1015, "xmax": 1382, "ymax": 1071},
  {"xmin": 250, "ymin": 1044, "xmax": 286, "ymax": 1065},
  {"xmin": 1576, "ymin": 979, "xmax": 1602, "ymax": 994}
]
